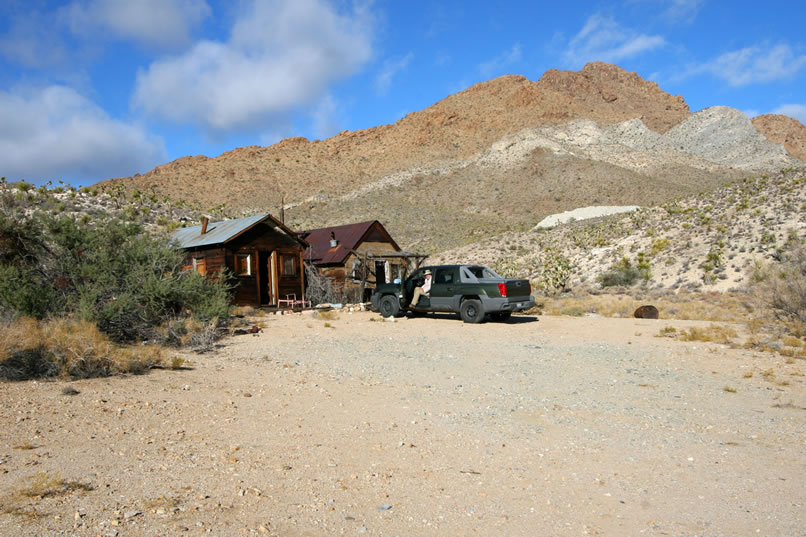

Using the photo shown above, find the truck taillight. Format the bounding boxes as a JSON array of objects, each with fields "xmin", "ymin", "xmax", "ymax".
[{"xmin": 498, "ymin": 282, "xmax": 507, "ymax": 297}]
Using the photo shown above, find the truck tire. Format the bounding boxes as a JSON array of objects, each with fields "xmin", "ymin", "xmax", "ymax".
[
  {"xmin": 490, "ymin": 311, "xmax": 511, "ymax": 322},
  {"xmin": 459, "ymin": 299, "xmax": 484, "ymax": 324},
  {"xmin": 379, "ymin": 295, "xmax": 400, "ymax": 318}
]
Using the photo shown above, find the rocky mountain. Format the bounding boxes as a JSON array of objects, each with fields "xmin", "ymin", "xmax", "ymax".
[
  {"xmin": 99, "ymin": 62, "xmax": 806, "ymax": 254},
  {"xmin": 752, "ymin": 114, "xmax": 806, "ymax": 162}
]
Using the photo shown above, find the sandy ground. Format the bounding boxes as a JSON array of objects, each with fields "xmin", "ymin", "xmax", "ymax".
[{"xmin": 1, "ymin": 311, "xmax": 805, "ymax": 537}]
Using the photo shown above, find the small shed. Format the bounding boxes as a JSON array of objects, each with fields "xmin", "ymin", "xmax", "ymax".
[
  {"xmin": 173, "ymin": 214, "xmax": 308, "ymax": 307},
  {"xmin": 299, "ymin": 220, "xmax": 425, "ymax": 302}
]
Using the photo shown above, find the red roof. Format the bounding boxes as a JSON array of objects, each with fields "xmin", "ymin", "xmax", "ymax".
[{"xmin": 299, "ymin": 220, "xmax": 400, "ymax": 265}]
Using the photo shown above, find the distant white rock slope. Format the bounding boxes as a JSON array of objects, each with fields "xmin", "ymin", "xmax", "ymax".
[
  {"xmin": 533, "ymin": 205, "xmax": 640, "ymax": 230},
  {"xmin": 475, "ymin": 106, "xmax": 802, "ymax": 174}
]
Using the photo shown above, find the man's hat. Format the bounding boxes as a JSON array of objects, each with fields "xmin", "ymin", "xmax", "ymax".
[{"xmin": 424, "ymin": 269, "xmax": 432, "ymax": 275}]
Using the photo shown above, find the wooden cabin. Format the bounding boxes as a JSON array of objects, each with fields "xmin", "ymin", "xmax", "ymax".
[
  {"xmin": 173, "ymin": 214, "xmax": 308, "ymax": 307},
  {"xmin": 299, "ymin": 220, "xmax": 423, "ymax": 302}
]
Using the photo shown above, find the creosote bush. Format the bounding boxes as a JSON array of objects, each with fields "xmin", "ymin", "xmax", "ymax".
[
  {"xmin": 598, "ymin": 256, "xmax": 642, "ymax": 287},
  {"xmin": 750, "ymin": 245, "xmax": 806, "ymax": 336},
  {"xmin": 0, "ymin": 211, "xmax": 232, "ymax": 345}
]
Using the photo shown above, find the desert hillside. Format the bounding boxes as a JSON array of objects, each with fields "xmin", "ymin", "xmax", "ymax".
[
  {"xmin": 98, "ymin": 62, "xmax": 805, "ymax": 255},
  {"xmin": 431, "ymin": 168, "xmax": 806, "ymax": 295}
]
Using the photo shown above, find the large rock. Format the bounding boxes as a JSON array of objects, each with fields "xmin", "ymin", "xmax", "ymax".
[{"xmin": 752, "ymin": 113, "xmax": 806, "ymax": 163}]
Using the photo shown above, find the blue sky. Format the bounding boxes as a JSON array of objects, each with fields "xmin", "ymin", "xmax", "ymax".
[{"xmin": 1, "ymin": 0, "xmax": 805, "ymax": 186}]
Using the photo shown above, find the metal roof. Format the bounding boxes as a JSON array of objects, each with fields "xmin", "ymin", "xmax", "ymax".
[
  {"xmin": 172, "ymin": 213, "xmax": 303, "ymax": 249},
  {"xmin": 299, "ymin": 220, "xmax": 400, "ymax": 265}
]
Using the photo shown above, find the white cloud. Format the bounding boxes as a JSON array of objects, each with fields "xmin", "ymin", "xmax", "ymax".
[
  {"xmin": 773, "ymin": 104, "xmax": 806, "ymax": 125},
  {"xmin": 691, "ymin": 44, "xmax": 806, "ymax": 86},
  {"xmin": 662, "ymin": 0, "xmax": 704, "ymax": 23},
  {"xmin": 132, "ymin": 0, "xmax": 374, "ymax": 134},
  {"xmin": 478, "ymin": 44, "xmax": 522, "ymax": 78},
  {"xmin": 67, "ymin": 0, "xmax": 211, "ymax": 50},
  {"xmin": 564, "ymin": 14, "xmax": 665, "ymax": 68},
  {"xmin": 375, "ymin": 53, "xmax": 413, "ymax": 95},
  {"xmin": 0, "ymin": 86, "xmax": 166, "ymax": 184}
]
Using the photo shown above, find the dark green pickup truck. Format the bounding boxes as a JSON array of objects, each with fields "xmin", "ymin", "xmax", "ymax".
[{"xmin": 370, "ymin": 264, "xmax": 535, "ymax": 323}]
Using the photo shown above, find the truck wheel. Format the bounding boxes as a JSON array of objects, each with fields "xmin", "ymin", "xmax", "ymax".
[
  {"xmin": 379, "ymin": 295, "xmax": 400, "ymax": 318},
  {"xmin": 490, "ymin": 311, "xmax": 511, "ymax": 322},
  {"xmin": 459, "ymin": 299, "xmax": 484, "ymax": 323}
]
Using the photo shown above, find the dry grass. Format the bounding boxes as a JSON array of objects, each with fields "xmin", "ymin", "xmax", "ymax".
[
  {"xmin": 314, "ymin": 310, "xmax": 339, "ymax": 321},
  {"xmin": 1, "ymin": 473, "xmax": 93, "ymax": 521},
  {"xmin": 232, "ymin": 305, "xmax": 257, "ymax": 317},
  {"xmin": 545, "ymin": 292, "xmax": 752, "ymax": 322},
  {"xmin": 656, "ymin": 326, "xmax": 677, "ymax": 337},
  {"xmin": 146, "ymin": 494, "xmax": 182, "ymax": 511},
  {"xmin": 156, "ymin": 317, "xmax": 220, "ymax": 351},
  {"xmin": 16, "ymin": 472, "xmax": 93, "ymax": 498},
  {"xmin": 678, "ymin": 325, "xmax": 738, "ymax": 344},
  {"xmin": 0, "ymin": 317, "xmax": 165, "ymax": 380},
  {"xmin": 783, "ymin": 336, "xmax": 804, "ymax": 347},
  {"xmin": 170, "ymin": 356, "xmax": 188, "ymax": 370}
]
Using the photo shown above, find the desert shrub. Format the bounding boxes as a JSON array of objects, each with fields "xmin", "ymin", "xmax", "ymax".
[
  {"xmin": 305, "ymin": 262, "xmax": 338, "ymax": 305},
  {"xmin": 750, "ymin": 245, "xmax": 806, "ymax": 335},
  {"xmin": 598, "ymin": 256, "xmax": 641, "ymax": 287},
  {"xmin": 156, "ymin": 317, "xmax": 220, "ymax": 351},
  {"xmin": 492, "ymin": 257, "xmax": 523, "ymax": 278},
  {"xmin": 0, "ymin": 212, "xmax": 232, "ymax": 343},
  {"xmin": 536, "ymin": 250, "xmax": 574, "ymax": 295}
]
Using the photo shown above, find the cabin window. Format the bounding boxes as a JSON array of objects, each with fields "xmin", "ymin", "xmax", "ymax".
[
  {"xmin": 281, "ymin": 254, "xmax": 296, "ymax": 276},
  {"xmin": 235, "ymin": 254, "xmax": 251, "ymax": 276}
]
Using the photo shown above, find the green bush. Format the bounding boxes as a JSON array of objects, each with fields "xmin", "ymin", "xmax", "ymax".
[
  {"xmin": 537, "ymin": 250, "xmax": 574, "ymax": 295},
  {"xmin": 0, "ymin": 212, "xmax": 232, "ymax": 343},
  {"xmin": 599, "ymin": 257, "xmax": 641, "ymax": 287}
]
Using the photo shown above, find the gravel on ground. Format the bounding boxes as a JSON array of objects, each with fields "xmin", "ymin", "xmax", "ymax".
[{"xmin": 1, "ymin": 312, "xmax": 804, "ymax": 536}]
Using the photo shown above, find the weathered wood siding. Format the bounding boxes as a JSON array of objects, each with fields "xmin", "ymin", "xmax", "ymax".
[
  {"xmin": 181, "ymin": 221, "xmax": 306, "ymax": 307},
  {"xmin": 181, "ymin": 247, "xmax": 227, "ymax": 275}
]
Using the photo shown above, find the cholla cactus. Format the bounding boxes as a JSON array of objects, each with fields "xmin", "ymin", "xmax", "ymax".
[{"xmin": 537, "ymin": 249, "xmax": 574, "ymax": 295}]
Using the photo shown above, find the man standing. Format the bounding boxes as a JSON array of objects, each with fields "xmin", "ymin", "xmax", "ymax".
[{"xmin": 411, "ymin": 269, "xmax": 432, "ymax": 307}]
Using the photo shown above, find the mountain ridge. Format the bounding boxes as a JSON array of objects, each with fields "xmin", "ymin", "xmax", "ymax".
[{"xmin": 99, "ymin": 62, "xmax": 806, "ymax": 254}]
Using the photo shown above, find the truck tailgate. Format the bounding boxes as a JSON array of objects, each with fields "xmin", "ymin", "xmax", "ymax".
[{"xmin": 505, "ymin": 279, "xmax": 531, "ymax": 298}]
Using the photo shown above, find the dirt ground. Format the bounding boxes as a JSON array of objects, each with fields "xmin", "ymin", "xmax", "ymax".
[{"xmin": 1, "ymin": 311, "xmax": 804, "ymax": 537}]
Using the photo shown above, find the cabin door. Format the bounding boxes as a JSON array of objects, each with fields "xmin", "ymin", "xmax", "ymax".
[
  {"xmin": 258, "ymin": 251, "xmax": 278, "ymax": 305},
  {"xmin": 375, "ymin": 261, "xmax": 386, "ymax": 285}
]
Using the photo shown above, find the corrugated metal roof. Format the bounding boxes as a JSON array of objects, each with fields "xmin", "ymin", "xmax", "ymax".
[
  {"xmin": 172, "ymin": 214, "xmax": 298, "ymax": 249},
  {"xmin": 300, "ymin": 220, "xmax": 398, "ymax": 265}
]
